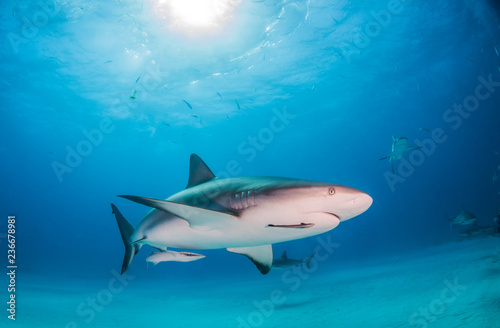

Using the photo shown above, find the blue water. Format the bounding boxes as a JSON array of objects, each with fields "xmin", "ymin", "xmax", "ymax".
[{"xmin": 1, "ymin": 0, "xmax": 500, "ymax": 327}]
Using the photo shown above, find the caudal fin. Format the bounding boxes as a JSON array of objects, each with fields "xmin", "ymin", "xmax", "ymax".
[
  {"xmin": 304, "ymin": 251, "xmax": 317, "ymax": 270},
  {"xmin": 111, "ymin": 204, "xmax": 140, "ymax": 274}
]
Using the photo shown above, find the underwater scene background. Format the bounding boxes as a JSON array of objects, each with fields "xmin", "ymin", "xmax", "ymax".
[{"xmin": 1, "ymin": 0, "xmax": 500, "ymax": 327}]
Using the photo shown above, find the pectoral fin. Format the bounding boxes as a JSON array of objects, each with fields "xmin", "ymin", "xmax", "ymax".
[
  {"xmin": 119, "ymin": 195, "xmax": 237, "ymax": 230},
  {"xmin": 378, "ymin": 154, "xmax": 393, "ymax": 161},
  {"xmin": 227, "ymin": 245, "xmax": 273, "ymax": 275}
]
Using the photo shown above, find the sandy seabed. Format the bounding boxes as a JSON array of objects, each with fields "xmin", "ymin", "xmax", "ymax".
[{"xmin": 5, "ymin": 237, "xmax": 500, "ymax": 328}]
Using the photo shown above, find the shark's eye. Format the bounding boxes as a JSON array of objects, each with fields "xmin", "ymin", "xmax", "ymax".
[{"xmin": 328, "ymin": 188, "xmax": 335, "ymax": 195}]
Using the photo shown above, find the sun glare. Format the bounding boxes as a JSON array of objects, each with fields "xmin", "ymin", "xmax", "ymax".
[{"xmin": 156, "ymin": 0, "xmax": 240, "ymax": 33}]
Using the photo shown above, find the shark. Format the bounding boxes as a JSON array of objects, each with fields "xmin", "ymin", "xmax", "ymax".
[
  {"xmin": 272, "ymin": 251, "xmax": 316, "ymax": 270},
  {"xmin": 111, "ymin": 154, "xmax": 372, "ymax": 275},
  {"xmin": 448, "ymin": 208, "xmax": 477, "ymax": 227},
  {"xmin": 378, "ymin": 136, "xmax": 422, "ymax": 173}
]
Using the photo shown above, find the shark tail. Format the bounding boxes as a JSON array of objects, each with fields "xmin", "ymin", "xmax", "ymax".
[
  {"xmin": 111, "ymin": 204, "xmax": 141, "ymax": 274},
  {"xmin": 305, "ymin": 251, "xmax": 317, "ymax": 270}
]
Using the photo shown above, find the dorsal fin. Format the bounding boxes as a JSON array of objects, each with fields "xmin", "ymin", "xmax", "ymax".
[
  {"xmin": 281, "ymin": 251, "xmax": 287, "ymax": 259},
  {"xmin": 186, "ymin": 154, "xmax": 215, "ymax": 189}
]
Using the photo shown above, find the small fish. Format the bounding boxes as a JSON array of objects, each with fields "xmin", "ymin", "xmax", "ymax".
[
  {"xmin": 183, "ymin": 100, "xmax": 193, "ymax": 110},
  {"xmin": 419, "ymin": 128, "xmax": 430, "ymax": 132},
  {"xmin": 104, "ymin": 60, "xmax": 112, "ymax": 64},
  {"xmin": 162, "ymin": 122, "xmax": 170, "ymax": 127},
  {"xmin": 191, "ymin": 114, "xmax": 199, "ymax": 118},
  {"xmin": 217, "ymin": 92, "xmax": 223, "ymax": 100},
  {"xmin": 394, "ymin": 65, "xmax": 398, "ymax": 72},
  {"xmin": 135, "ymin": 74, "xmax": 142, "ymax": 83},
  {"xmin": 130, "ymin": 90, "xmax": 136, "ymax": 100},
  {"xmin": 495, "ymin": 45, "xmax": 499, "ymax": 57},
  {"xmin": 235, "ymin": 99, "xmax": 241, "ymax": 110}
]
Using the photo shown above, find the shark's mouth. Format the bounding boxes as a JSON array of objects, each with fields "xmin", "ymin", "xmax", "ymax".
[
  {"xmin": 267, "ymin": 223, "xmax": 315, "ymax": 228},
  {"xmin": 327, "ymin": 212, "xmax": 340, "ymax": 220},
  {"xmin": 265, "ymin": 212, "xmax": 341, "ymax": 229}
]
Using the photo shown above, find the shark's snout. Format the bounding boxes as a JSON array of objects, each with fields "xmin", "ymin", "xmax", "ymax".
[
  {"xmin": 353, "ymin": 192, "xmax": 373, "ymax": 215},
  {"xmin": 332, "ymin": 187, "xmax": 373, "ymax": 222}
]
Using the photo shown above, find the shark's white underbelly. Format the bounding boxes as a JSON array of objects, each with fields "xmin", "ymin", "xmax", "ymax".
[{"xmin": 141, "ymin": 208, "xmax": 340, "ymax": 250}]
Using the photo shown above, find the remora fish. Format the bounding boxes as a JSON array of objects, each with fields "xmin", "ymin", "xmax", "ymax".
[
  {"xmin": 111, "ymin": 154, "xmax": 372, "ymax": 275},
  {"xmin": 146, "ymin": 250, "xmax": 205, "ymax": 265}
]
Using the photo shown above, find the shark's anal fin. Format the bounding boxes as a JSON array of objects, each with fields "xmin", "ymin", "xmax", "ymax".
[
  {"xmin": 118, "ymin": 195, "xmax": 237, "ymax": 230},
  {"xmin": 228, "ymin": 245, "xmax": 273, "ymax": 275},
  {"xmin": 186, "ymin": 154, "xmax": 216, "ymax": 188},
  {"xmin": 267, "ymin": 223, "xmax": 314, "ymax": 228}
]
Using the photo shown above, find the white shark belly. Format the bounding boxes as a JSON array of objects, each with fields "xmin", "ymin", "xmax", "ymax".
[{"xmin": 143, "ymin": 209, "xmax": 339, "ymax": 249}]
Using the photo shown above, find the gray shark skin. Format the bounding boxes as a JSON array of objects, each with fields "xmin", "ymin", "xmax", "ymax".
[
  {"xmin": 111, "ymin": 154, "xmax": 372, "ymax": 275},
  {"xmin": 272, "ymin": 251, "xmax": 316, "ymax": 270},
  {"xmin": 379, "ymin": 136, "xmax": 422, "ymax": 173}
]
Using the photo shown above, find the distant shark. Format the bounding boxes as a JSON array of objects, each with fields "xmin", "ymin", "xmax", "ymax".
[
  {"xmin": 379, "ymin": 136, "xmax": 422, "ymax": 173},
  {"xmin": 448, "ymin": 208, "xmax": 477, "ymax": 227},
  {"xmin": 272, "ymin": 251, "xmax": 316, "ymax": 270},
  {"xmin": 111, "ymin": 154, "xmax": 372, "ymax": 275}
]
